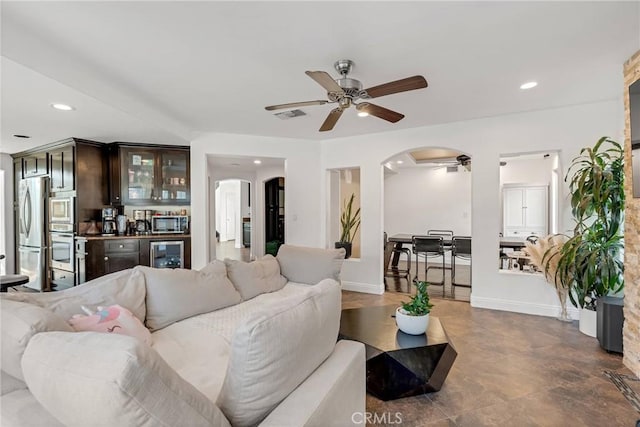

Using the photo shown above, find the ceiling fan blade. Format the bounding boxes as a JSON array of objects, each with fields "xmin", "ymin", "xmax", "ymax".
[
  {"xmin": 319, "ymin": 108, "xmax": 343, "ymax": 132},
  {"xmin": 305, "ymin": 71, "xmax": 344, "ymax": 94},
  {"xmin": 363, "ymin": 75, "xmax": 428, "ymax": 99},
  {"xmin": 356, "ymin": 103, "xmax": 404, "ymax": 123},
  {"xmin": 265, "ymin": 100, "xmax": 328, "ymax": 111}
]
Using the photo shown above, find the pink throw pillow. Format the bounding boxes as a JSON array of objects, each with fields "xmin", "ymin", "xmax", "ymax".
[{"xmin": 69, "ymin": 305, "xmax": 151, "ymax": 345}]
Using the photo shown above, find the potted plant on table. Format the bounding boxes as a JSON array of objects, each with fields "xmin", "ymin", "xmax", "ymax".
[
  {"xmin": 335, "ymin": 193, "xmax": 361, "ymax": 259},
  {"xmin": 395, "ymin": 281, "xmax": 433, "ymax": 335},
  {"xmin": 556, "ymin": 136, "xmax": 624, "ymax": 338}
]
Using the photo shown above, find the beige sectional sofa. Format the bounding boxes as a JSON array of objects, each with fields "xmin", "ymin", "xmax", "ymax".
[{"xmin": 1, "ymin": 245, "xmax": 365, "ymax": 427}]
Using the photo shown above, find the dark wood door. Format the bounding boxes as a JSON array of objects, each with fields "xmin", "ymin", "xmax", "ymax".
[
  {"xmin": 105, "ymin": 252, "xmax": 140, "ymax": 274},
  {"xmin": 265, "ymin": 177, "xmax": 284, "ymax": 254},
  {"xmin": 49, "ymin": 145, "xmax": 75, "ymax": 192},
  {"xmin": 22, "ymin": 152, "xmax": 48, "ymax": 177},
  {"xmin": 119, "ymin": 147, "xmax": 158, "ymax": 205}
]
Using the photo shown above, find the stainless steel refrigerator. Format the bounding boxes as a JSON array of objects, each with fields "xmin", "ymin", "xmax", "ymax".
[{"xmin": 18, "ymin": 177, "xmax": 48, "ymax": 291}]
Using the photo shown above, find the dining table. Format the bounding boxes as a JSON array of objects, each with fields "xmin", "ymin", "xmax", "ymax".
[{"xmin": 385, "ymin": 233, "xmax": 527, "ymax": 270}]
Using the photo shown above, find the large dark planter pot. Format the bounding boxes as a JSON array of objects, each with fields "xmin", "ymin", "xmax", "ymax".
[
  {"xmin": 597, "ymin": 296, "xmax": 624, "ymax": 353},
  {"xmin": 335, "ymin": 242, "xmax": 352, "ymax": 259}
]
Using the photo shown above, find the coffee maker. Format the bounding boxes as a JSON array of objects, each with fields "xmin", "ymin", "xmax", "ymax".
[
  {"xmin": 133, "ymin": 209, "xmax": 150, "ymax": 234},
  {"xmin": 102, "ymin": 207, "xmax": 117, "ymax": 236}
]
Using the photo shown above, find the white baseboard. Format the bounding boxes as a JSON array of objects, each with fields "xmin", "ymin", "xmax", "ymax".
[
  {"xmin": 341, "ymin": 281, "xmax": 384, "ymax": 295},
  {"xmin": 471, "ymin": 295, "xmax": 579, "ymax": 320}
]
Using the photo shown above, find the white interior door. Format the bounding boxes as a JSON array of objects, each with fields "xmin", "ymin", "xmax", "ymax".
[
  {"xmin": 524, "ymin": 187, "xmax": 548, "ymax": 230},
  {"xmin": 503, "ymin": 188, "xmax": 525, "ymax": 229},
  {"xmin": 224, "ymin": 192, "xmax": 237, "ymax": 241}
]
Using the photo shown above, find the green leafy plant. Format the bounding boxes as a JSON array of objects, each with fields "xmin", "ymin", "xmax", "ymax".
[
  {"xmin": 339, "ymin": 193, "xmax": 361, "ymax": 243},
  {"xmin": 401, "ymin": 281, "xmax": 433, "ymax": 316},
  {"xmin": 556, "ymin": 137, "xmax": 625, "ymax": 309}
]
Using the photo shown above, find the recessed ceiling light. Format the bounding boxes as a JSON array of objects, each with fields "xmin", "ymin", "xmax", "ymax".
[
  {"xmin": 13, "ymin": 134, "xmax": 31, "ymax": 138},
  {"xmin": 519, "ymin": 81, "xmax": 538, "ymax": 90},
  {"xmin": 51, "ymin": 103, "xmax": 75, "ymax": 111},
  {"xmin": 357, "ymin": 111, "xmax": 369, "ymax": 117},
  {"xmin": 396, "ymin": 160, "xmax": 403, "ymax": 164},
  {"xmin": 253, "ymin": 160, "xmax": 262, "ymax": 164}
]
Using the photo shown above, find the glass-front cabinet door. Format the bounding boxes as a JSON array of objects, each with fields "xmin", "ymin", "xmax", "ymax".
[
  {"xmin": 116, "ymin": 145, "xmax": 190, "ymax": 205},
  {"xmin": 121, "ymin": 148, "xmax": 157, "ymax": 204},
  {"xmin": 159, "ymin": 151, "xmax": 190, "ymax": 203}
]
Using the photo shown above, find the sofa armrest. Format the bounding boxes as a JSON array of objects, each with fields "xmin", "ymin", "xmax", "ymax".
[{"xmin": 259, "ymin": 340, "xmax": 365, "ymax": 427}]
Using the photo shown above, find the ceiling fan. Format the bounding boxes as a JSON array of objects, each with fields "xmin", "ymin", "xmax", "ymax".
[{"xmin": 265, "ymin": 59, "xmax": 428, "ymax": 132}]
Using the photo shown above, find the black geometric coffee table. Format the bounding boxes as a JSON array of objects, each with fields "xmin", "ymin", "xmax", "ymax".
[{"xmin": 339, "ymin": 305, "xmax": 457, "ymax": 401}]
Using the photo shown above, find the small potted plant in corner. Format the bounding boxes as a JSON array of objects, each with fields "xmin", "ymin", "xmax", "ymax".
[
  {"xmin": 335, "ymin": 193, "xmax": 361, "ymax": 259},
  {"xmin": 556, "ymin": 136, "xmax": 624, "ymax": 340},
  {"xmin": 395, "ymin": 281, "xmax": 433, "ymax": 335}
]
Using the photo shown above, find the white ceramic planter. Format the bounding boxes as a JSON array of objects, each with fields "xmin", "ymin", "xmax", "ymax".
[
  {"xmin": 579, "ymin": 308, "xmax": 597, "ymax": 337},
  {"xmin": 395, "ymin": 307, "xmax": 429, "ymax": 335}
]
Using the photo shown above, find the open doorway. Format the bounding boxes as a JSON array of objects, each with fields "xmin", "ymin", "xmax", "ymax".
[
  {"xmin": 214, "ymin": 179, "xmax": 251, "ymax": 262},
  {"xmin": 382, "ymin": 148, "xmax": 472, "ymax": 301},
  {"xmin": 207, "ymin": 154, "xmax": 285, "ymax": 263}
]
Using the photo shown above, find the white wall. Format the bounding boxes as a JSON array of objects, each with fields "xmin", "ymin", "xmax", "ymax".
[
  {"xmin": 191, "ymin": 134, "xmax": 318, "ymax": 269},
  {"xmin": 500, "ymin": 157, "xmax": 553, "ymax": 185},
  {"xmin": 189, "ymin": 100, "xmax": 622, "ymax": 318},
  {"xmin": 321, "ymin": 100, "xmax": 623, "ymax": 317},
  {"xmin": 384, "ymin": 166, "xmax": 471, "ymax": 237},
  {"xmin": 0, "ymin": 153, "xmax": 15, "ymax": 274}
]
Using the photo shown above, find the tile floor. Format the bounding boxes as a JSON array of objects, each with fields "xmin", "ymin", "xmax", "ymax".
[{"xmin": 341, "ymin": 291, "xmax": 639, "ymax": 426}]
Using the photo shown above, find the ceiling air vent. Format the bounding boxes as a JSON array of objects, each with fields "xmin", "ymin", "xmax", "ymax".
[
  {"xmin": 446, "ymin": 166, "xmax": 458, "ymax": 173},
  {"xmin": 274, "ymin": 109, "xmax": 307, "ymax": 120}
]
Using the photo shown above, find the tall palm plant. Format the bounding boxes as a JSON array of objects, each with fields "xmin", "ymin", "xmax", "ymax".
[{"xmin": 557, "ymin": 137, "xmax": 625, "ymax": 309}]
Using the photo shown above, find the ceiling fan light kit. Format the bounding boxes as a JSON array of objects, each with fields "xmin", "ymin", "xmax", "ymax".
[{"xmin": 265, "ymin": 59, "xmax": 428, "ymax": 132}]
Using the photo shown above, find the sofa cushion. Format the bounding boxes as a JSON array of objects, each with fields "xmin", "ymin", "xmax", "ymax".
[
  {"xmin": 2, "ymin": 269, "xmax": 146, "ymax": 322},
  {"xmin": 22, "ymin": 331, "xmax": 231, "ymax": 427},
  {"xmin": 216, "ymin": 278, "xmax": 341, "ymax": 427},
  {"xmin": 0, "ymin": 299, "xmax": 73, "ymax": 381},
  {"xmin": 140, "ymin": 263, "xmax": 242, "ymax": 331},
  {"xmin": 224, "ymin": 255, "xmax": 287, "ymax": 301},
  {"xmin": 276, "ymin": 244, "xmax": 346, "ymax": 285}
]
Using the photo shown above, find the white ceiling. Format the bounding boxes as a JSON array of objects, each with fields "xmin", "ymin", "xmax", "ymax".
[{"xmin": 1, "ymin": 2, "xmax": 639, "ymax": 154}]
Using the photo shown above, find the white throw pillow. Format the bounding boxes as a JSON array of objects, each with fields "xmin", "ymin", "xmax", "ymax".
[
  {"xmin": 216, "ymin": 278, "xmax": 341, "ymax": 426},
  {"xmin": 140, "ymin": 262, "xmax": 242, "ymax": 331},
  {"xmin": 2, "ymin": 269, "xmax": 146, "ymax": 322},
  {"xmin": 0, "ymin": 299, "xmax": 73, "ymax": 381},
  {"xmin": 22, "ymin": 332, "xmax": 231, "ymax": 427},
  {"xmin": 276, "ymin": 244, "xmax": 345, "ymax": 285},
  {"xmin": 224, "ymin": 255, "xmax": 287, "ymax": 300}
]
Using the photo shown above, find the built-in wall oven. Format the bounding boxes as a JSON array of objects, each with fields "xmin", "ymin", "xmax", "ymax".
[
  {"xmin": 49, "ymin": 196, "xmax": 74, "ymax": 226},
  {"xmin": 50, "ymin": 233, "xmax": 74, "ymax": 272},
  {"xmin": 49, "ymin": 196, "xmax": 76, "ymax": 290}
]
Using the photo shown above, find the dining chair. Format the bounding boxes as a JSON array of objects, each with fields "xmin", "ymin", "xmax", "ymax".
[
  {"xmin": 451, "ymin": 236, "xmax": 472, "ymax": 299},
  {"xmin": 384, "ymin": 232, "xmax": 411, "ymax": 281},
  {"xmin": 427, "ymin": 230, "xmax": 454, "ymax": 252},
  {"xmin": 412, "ymin": 235, "xmax": 445, "ymax": 297}
]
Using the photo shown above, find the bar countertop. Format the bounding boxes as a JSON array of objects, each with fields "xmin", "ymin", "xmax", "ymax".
[{"xmin": 77, "ymin": 233, "xmax": 191, "ymax": 240}]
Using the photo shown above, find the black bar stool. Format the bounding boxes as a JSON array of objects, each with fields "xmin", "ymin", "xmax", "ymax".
[{"xmin": 0, "ymin": 255, "xmax": 29, "ymax": 292}]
